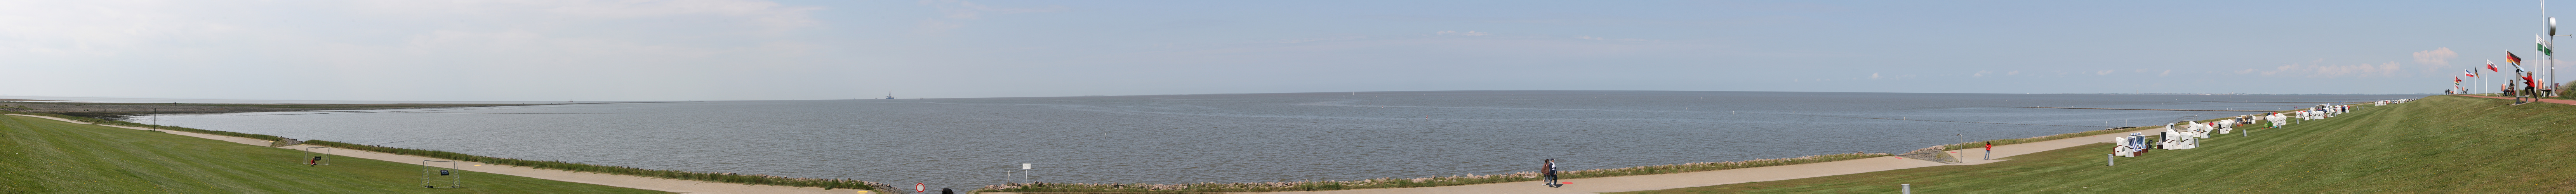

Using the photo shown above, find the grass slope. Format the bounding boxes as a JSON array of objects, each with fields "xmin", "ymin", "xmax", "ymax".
[
  {"xmin": 0, "ymin": 116, "xmax": 669, "ymax": 194},
  {"xmin": 1614, "ymin": 95, "xmax": 2576, "ymax": 193}
]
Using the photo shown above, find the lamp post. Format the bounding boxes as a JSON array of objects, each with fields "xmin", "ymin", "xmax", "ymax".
[
  {"xmin": 2550, "ymin": 16, "xmax": 2563, "ymax": 99},
  {"xmin": 2550, "ymin": 1, "xmax": 2565, "ymax": 97}
]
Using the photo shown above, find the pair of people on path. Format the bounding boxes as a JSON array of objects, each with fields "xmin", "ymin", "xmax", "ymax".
[{"xmin": 1542, "ymin": 159, "xmax": 1562, "ymax": 188}]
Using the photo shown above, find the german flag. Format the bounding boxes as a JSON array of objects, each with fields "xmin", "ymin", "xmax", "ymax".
[{"xmin": 2508, "ymin": 52, "xmax": 2524, "ymax": 64}]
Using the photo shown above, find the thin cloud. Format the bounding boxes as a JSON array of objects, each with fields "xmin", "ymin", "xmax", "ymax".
[
  {"xmin": 1274, "ymin": 36, "xmax": 1368, "ymax": 43},
  {"xmin": 1436, "ymin": 31, "xmax": 1490, "ymax": 36},
  {"xmin": 2262, "ymin": 61, "xmax": 2404, "ymax": 78},
  {"xmin": 914, "ymin": 0, "xmax": 1063, "ymax": 34},
  {"xmin": 2412, "ymin": 47, "xmax": 2457, "ymax": 71}
]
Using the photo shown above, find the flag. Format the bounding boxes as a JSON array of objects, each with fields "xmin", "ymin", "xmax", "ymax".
[
  {"xmin": 2467, "ymin": 70, "xmax": 2479, "ymax": 77},
  {"xmin": 2488, "ymin": 60, "xmax": 2501, "ymax": 72},
  {"xmin": 2508, "ymin": 52, "xmax": 2523, "ymax": 64},
  {"xmin": 2543, "ymin": 34, "xmax": 2555, "ymax": 56},
  {"xmin": 2457, "ymin": 76, "xmax": 2463, "ymax": 83}
]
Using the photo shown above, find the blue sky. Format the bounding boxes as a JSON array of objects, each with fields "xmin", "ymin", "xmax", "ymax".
[{"xmin": 0, "ymin": 0, "xmax": 2557, "ymax": 101}]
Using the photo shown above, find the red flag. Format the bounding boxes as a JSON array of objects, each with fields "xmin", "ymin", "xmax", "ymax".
[
  {"xmin": 2490, "ymin": 64, "xmax": 2502, "ymax": 72},
  {"xmin": 2509, "ymin": 52, "xmax": 2524, "ymax": 64},
  {"xmin": 2467, "ymin": 70, "xmax": 2478, "ymax": 77}
]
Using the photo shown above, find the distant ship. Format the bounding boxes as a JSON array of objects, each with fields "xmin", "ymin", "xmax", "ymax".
[{"xmin": 884, "ymin": 92, "xmax": 895, "ymax": 99}]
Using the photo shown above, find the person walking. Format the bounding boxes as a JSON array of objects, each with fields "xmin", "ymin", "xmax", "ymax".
[{"xmin": 1541, "ymin": 159, "xmax": 1561, "ymax": 188}]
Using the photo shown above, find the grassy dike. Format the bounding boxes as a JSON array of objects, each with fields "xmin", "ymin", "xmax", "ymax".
[
  {"xmin": 977, "ymin": 153, "xmax": 1890, "ymax": 193},
  {"xmin": 1615, "ymin": 95, "xmax": 2574, "ymax": 193},
  {"xmin": 979, "ymin": 101, "xmax": 2340, "ymax": 193},
  {"xmin": 0, "ymin": 111, "xmax": 884, "ymax": 192},
  {"xmin": 0, "ymin": 115, "xmax": 668, "ymax": 193}
]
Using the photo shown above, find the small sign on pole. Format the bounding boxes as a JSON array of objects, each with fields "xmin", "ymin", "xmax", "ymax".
[{"xmin": 1022, "ymin": 163, "xmax": 1031, "ymax": 169}]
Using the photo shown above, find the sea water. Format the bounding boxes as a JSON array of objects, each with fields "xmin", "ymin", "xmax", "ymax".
[{"xmin": 143, "ymin": 91, "xmax": 2425, "ymax": 190}]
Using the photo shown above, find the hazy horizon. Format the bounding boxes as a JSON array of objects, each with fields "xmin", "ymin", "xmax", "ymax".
[
  {"xmin": 0, "ymin": 90, "xmax": 2444, "ymax": 103},
  {"xmin": 0, "ymin": 0, "xmax": 2550, "ymax": 101}
]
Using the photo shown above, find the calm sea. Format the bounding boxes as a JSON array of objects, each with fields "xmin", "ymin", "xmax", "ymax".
[{"xmin": 141, "ymin": 91, "xmax": 2425, "ymax": 190}]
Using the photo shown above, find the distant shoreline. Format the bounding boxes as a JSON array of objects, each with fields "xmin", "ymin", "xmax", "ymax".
[{"xmin": 0, "ymin": 101, "xmax": 698, "ymax": 121}]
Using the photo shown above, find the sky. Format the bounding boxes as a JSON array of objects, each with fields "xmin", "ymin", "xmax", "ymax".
[{"xmin": 0, "ymin": 0, "xmax": 2562, "ymax": 101}]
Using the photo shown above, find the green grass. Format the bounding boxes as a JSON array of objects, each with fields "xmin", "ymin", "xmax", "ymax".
[
  {"xmin": 978, "ymin": 153, "xmax": 1891, "ymax": 193},
  {"xmin": 303, "ymin": 140, "xmax": 883, "ymax": 190},
  {"xmin": 0, "ymin": 115, "xmax": 673, "ymax": 194},
  {"xmin": 1612, "ymin": 95, "xmax": 2576, "ymax": 193},
  {"xmin": 0, "ymin": 101, "xmax": 538, "ymax": 109},
  {"xmin": 0, "ymin": 111, "xmax": 884, "ymax": 191},
  {"xmin": 979, "ymin": 99, "xmax": 2368, "ymax": 193},
  {"xmin": 3, "ymin": 111, "xmax": 290, "ymax": 145},
  {"xmin": 1929, "ymin": 106, "xmax": 2318, "ymax": 152}
]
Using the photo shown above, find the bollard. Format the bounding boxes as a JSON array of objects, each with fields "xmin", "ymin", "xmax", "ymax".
[
  {"xmin": 1902, "ymin": 184, "xmax": 1911, "ymax": 194},
  {"xmin": 2107, "ymin": 154, "xmax": 2115, "ymax": 166}
]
